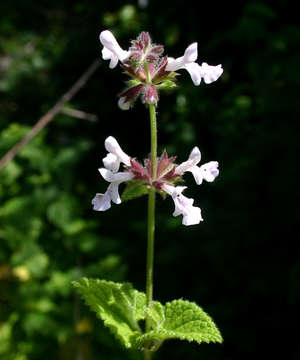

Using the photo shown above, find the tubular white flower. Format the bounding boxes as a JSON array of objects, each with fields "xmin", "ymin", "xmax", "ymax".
[
  {"xmin": 166, "ymin": 43, "xmax": 201, "ymax": 85},
  {"xmin": 103, "ymin": 136, "xmax": 131, "ymax": 172},
  {"xmin": 166, "ymin": 43, "xmax": 223, "ymax": 86},
  {"xmin": 200, "ymin": 63, "xmax": 223, "ymax": 84},
  {"xmin": 92, "ymin": 169, "xmax": 133, "ymax": 211},
  {"xmin": 163, "ymin": 184, "xmax": 203, "ymax": 226},
  {"xmin": 99, "ymin": 30, "xmax": 130, "ymax": 69},
  {"xmin": 175, "ymin": 147, "xmax": 219, "ymax": 185}
]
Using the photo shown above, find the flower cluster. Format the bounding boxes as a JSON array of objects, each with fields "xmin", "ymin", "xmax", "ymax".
[
  {"xmin": 99, "ymin": 30, "xmax": 223, "ymax": 109},
  {"xmin": 92, "ymin": 137, "xmax": 219, "ymax": 226}
]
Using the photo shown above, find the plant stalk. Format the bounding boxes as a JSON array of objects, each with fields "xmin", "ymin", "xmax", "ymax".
[
  {"xmin": 144, "ymin": 61, "xmax": 157, "ymax": 360},
  {"xmin": 144, "ymin": 104, "xmax": 157, "ymax": 360}
]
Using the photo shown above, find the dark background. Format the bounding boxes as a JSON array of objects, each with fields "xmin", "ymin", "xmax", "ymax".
[{"xmin": 0, "ymin": 0, "xmax": 298, "ymax": 359}]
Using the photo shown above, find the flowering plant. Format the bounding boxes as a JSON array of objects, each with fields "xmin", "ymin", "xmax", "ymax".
[{"xmin": 73, "ymin": 30, "xmax": 223, "ymax": 359}]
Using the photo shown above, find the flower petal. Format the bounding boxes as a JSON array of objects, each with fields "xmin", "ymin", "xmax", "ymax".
[
  {"xmin": 99, "ymin": 168, "xmax": 133, "ymax": 183},
  {"xmin": 162, "ymin": 183, "xmax": 184, "ymax": 196},
  {"xmin": 183, "ymin": 42, "xmax": 198, "ymax": 63},
  {"xmin": 175, "ymin": 147, "xmax": 201, "ymax": 175},
  {"xmin": 200, "ymin": 63, "xmax": 223, "ymax": 84},
  {"xmin": 91, "ymin": 191, "xmax": 112, "ymax": 211},
  {"xmin": 189, "ymin": 165, "xmax": 204, "ymax": 185},
  {"xmin": 162, "ymin": 184, "xmax": 203, "ymax": 226},
  {"xmin": 109, "ymin": 182, "xmax": 121, "ymax": 204},
  {"xmin": 102, "ymin": 47, "xmax": 119, "ymax": 69},
  {"xmin": 166, "ymin": 56, "xmax": 184, "ymax": 71},
  {"xmin": 103, "ymin": 153, "xmax": 120, "ymax": 172},
  {"xmin": 166, "ymin": 43, "xmax": 198, "ymax": 72},
  {"xmin": 199, "ymin": 161, "xmax": 219, "ymax": 182},
  {"xmin": 182, "ymin": 205, "xmax": 202, "ymax": 226},
  {"xmin": 104, "ymin": 136, "xmax": 131, "ymax": 166},
  {"xmin": 185, "ymin": 62, "xmax": 202, "ymax": 86},
  {"xmin": 165, "ymin": 57, "xmax": 176, "ymax": 71},
  {"xmin": 99, "ymin": 30, "xmax": 129, "ymax": 67},
  {"xmin": 102, "ymin": 47, "xmax": 112, "ymax": 60},
  {"xmin": 91, "ymin": 182, "xmax": 122, "ymax": 211},
  {"xmin": 109, "ymin": 53, "xmax": 119, "ymax": 69}
]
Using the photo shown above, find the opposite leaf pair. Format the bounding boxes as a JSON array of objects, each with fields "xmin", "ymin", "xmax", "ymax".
[{"xmin": 73, "ymin": 279, "xmax": 223, "ymax": 350}]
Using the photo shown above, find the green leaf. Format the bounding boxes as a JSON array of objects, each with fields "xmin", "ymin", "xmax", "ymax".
[
  {"xmin": 135, "ymin": 299, "xmax": 223, "ymax": 348},
  {"xmin": 72, "ymin": 278, "xmax": 145, "ymax": 348},
  {"xmin": 146, "ymin": 301, "xmax": 165, "ymax": 329},
  {"xmin": 121, "ymin": 181, "xmax": 149, "ymax": 202},
  {"xmin": 73, "ymin": 279, "xmax": 222, "ymax": 351}
]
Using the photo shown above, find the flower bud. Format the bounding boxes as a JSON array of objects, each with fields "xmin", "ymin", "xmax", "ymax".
[
  {"xmin": 118, "ymin": 97, "xmax": 131, "ymax": 110},
  {"xmin": 143, "ymin": 85, "xmax": 158, "ymax": 105},
  {"xmin": 140, "ymin": 32, "xmax": 150, "ymax": 49}
]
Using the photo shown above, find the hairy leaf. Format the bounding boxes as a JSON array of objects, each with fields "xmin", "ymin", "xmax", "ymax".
[
  {"xmin": 73, "ymin": 278, "xmax": 145, "ymax": 348},
  {"xmin": 135, "ymin": 299, "xmax": 223, "ymax": 348},
  {"xmin": 74, "ymin": 279, "xmax": 222, "ymax": 350}
]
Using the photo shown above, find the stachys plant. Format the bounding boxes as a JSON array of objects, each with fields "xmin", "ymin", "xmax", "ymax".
[{"xmin": 73, "ymin": 30, "xmax": 223, "ymax": 359}]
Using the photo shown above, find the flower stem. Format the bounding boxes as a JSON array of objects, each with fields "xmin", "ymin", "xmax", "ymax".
[
  {"xmin": 144, "ymin": 102, "xmax": 157, "ymax": 360},
  {"xmin": 148, "ymin": 104, "xmax": 157, "ymax": 179},
  {"xmin": 144, "ymin": 187, "xmax": 155, "ymax": 360},
  {"xmin": 143, "ymin": 60, "xmax": 158, "ymax": 359},
  {"xmin": 146, "ymin": 184, "xmax": 156, "ymax": 311}
]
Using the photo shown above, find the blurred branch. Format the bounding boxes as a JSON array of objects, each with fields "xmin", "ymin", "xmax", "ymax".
[
  {"xmin": 61, "ymin": 107, "xmax": 98, "ymax": 122},
  {"xmin": 0, "ymin": 60, "xmax": 100, "ymax": 170}
]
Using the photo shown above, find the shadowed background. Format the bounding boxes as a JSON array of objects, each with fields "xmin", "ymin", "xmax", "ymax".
[{"xmin": 0, "ymin": 1, "xmax": 298, "ymax": 359}]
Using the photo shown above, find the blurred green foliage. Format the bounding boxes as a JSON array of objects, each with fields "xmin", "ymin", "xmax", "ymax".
[{"xmin": 0, "ymin": 1, "xmax": 299, "ymax": 359}]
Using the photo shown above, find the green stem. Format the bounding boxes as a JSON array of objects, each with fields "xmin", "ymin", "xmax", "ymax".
[
  {"xmin": 144, "ymin": 190, "xmax": 155, "ymax": 360},
  {"xmin": 148, "ymin": 104, "xmax": 157, "ymax": 179},
  {"xmin": 144, "ymin": 61, "xmax": 158, "ymax": 360},
  {"xmin": 146, "ymin": 187, "xmax": 156, "ymax": 315},
  {"xmin": 144, "ymin": 61, "xmax": 157, "ymax": 179}
]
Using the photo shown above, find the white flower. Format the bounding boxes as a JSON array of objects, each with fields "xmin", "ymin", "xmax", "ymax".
[
  {"xmin": 166, "ymin": 43, "xmax": 198, "ymax": 71},
  {"xmin": 92, "ymin": 168, "xmax": 133, "ymax": 211},
  {"xmin": 92, "ymin": 137, "xmax": 133, "ymax": 211},
  {"xmin": 99, "ymin": 30, "xmax": 130, "ymax": 69},
  {"xmin": 166, "ymin": 43, "xmax": 202, "ymax": 85},
  {"xmin": 102, "ymin": 136, "xmax": 131, "ymax": 172},
  {"xmin": 163, "ymin": 184, "xmax": 203, "ymax": 226},
  {"xmin": 175, "ymin": 147, "xmax": 219, "ymax": 185},
  {"xmin": 92, "ymin": 183, "xmax": 120, "ymax": 211},
  {"xmin": 166, "ymin": 43, "xmax": 223, "ymax": 85}
]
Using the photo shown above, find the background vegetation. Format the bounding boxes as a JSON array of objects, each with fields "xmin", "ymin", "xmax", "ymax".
[{"xmin": 0, "ymin": 1, "xmax": 298, "ymax": 359}]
